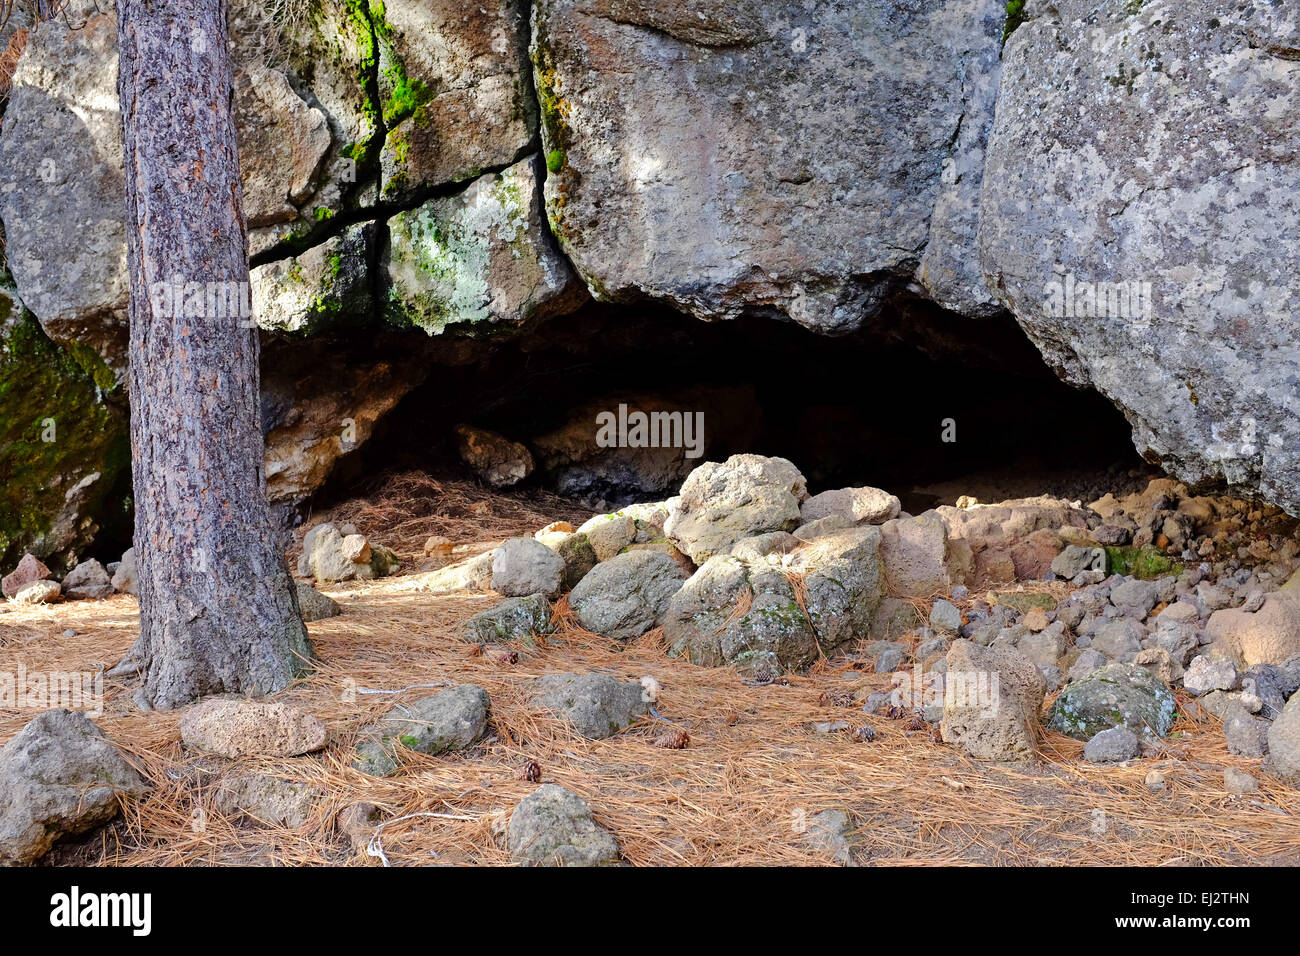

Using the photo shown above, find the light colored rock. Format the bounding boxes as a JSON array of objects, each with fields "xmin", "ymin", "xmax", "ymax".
[
  {"xmin": 61, "ymin": 558, "xmax": 113, "ymax": 600},
  {"xmin": 179, "ymin": 700, "xmax": 328, "ymax": 758},
  {"xmin": 531, "ymin": 673, "xmax": 648, "ymax": 739},
  {"xmin": 213, "ymin": 773, "xmax": 323, "ymax": 828},
  {"xmin": 111, "ymin": 547, "xmax": 136, "ymax": 595},
  {"xmin": 298, "ymin": 523, "xmax": 399, "ymax": 583},
  {"xmin": 250, "ymin": 224, "xmax": 371, "ymax": 334},
  {"xmin": 979, "ymin": 0, "xmax": 1300, "ymax": 513},
  {"xmin": 413, "ymin": 549, "xmax": 497, "ymax": 595},
  {"xmin": 1268, "ymin": 693, "xmax": 1300, "ymax": 784},
  {"xmin": 664, "ymin": 455, "xmax": 806, "ymax": 564},
  {"xmin": 879, "ymin": 511, "xmax": 965, "ymax": 597},
  {"xmin": 492, "ymin": 537, "xmax": 565, "ymax": 598},
  {"xmin": 0, "ymin": 710, "xmax": 148, "ymax": 865},
  {"xmin": 577, "ymin": 513, "xmax": 637, "ymax": 563},
  {"xmin": 455, "ymin": 425, "xmax": 535, "ymax": 488},
  {"xmin": 1223, "ymin": 767, "xmax": 1259, "ymax": 795},
  {"xmin": 506, "ymin": 784, "xmax": 620, "ymax": 866},
  {"xmin": 12, "ymin": 580, "xmax": 61, "ymax": 605},
  {"xmin": 940, "ymin": 640, "xmax": 1047, "ymax": 762},
  {"xmin": 1206, "ymin": 592, "xmax": 1300, "ymax": 669},
  {"xmin": 800, "ymin": 487, "xmax": 900, "ymax": 526},
  {"xmin": 569, "ymin": 551, "xmax": 688, "ymax": 641},
  {"xmin": 1184, "ymin": 656, "xmax": 1239, "ymax": 696}
]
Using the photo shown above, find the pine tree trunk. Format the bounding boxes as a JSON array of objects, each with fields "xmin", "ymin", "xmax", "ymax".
[{"xmin": 116, "ymin": 0, "xmax": 312, "ymax": 709}]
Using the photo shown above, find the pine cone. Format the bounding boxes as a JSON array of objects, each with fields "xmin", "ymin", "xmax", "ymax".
[
  {"xmin": 514, "ymin": 761, "xmax": 542, "ymax": 783},
  {"xmin": 655, "ymin": 729, "xmax": 690, "ymax": 749},
  {"xmin": 483, "ymin": 643, "xmax": 519, "ymax": 664}
]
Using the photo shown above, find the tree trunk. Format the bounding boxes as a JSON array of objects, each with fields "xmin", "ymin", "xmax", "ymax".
[{"xmin": 116, "ymin": 0, "xmax": 312, "ymax": 709}]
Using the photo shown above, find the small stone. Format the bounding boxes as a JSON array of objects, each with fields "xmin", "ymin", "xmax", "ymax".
[
  {"xmin": 337, "ymin": 802, "xmax": 383, "ymax": 853},
  {"xmin": 929, "ymin": 599, "xmax": 962, "ymax": 634},
  {"xmin": 111, "ymin": 548, "xmax": 137, "ymax": 595},
  {"xmin": 1223, "ymin": 705, "xmax": 1270, "ymax": 758},
  {"xmin": 295, "ymin": 581, "xmax": 341, "ymax": 622},
  {"xmin": 1083, "ymin": 726, "xmax": 1140, "ymax": 763},
  {"xmin": 213, "ymin": 773, "xmax": 322, "ymax": 828},
  {"xmin": 805, "ymin": 808, "xmax": 854, "ymax": 865},
  {"xmin": 352, "ymin": 685, "xmax": 491, "ymax": 777},
  {"xmin": 491, "ymin": 537, "xmax": 565, "ymax": 598},
  {"xmin": 1223, "ymin": 767, "xmax": 1259, "ymax": 795},
  {"xmin": 12, "ymin": 580, "xmax": 61, "ymax": 605},
  {"xmin": 813, "ymin": 721, "xmax": 850, "ymax": 734},
  {"xmin": 1023, "ymin": 606, "xmax": 1050, "ymax": 632},
  {"xmin": 423, "ymin": 535, "xmax": 455, "ymax": 556},
  {"xmin": 1144, "ymin": 768, "xmax": 1167, "ymax": 792}
]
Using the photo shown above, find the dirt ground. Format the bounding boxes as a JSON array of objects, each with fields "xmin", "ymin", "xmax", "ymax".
[{"xmin": 3, "ymin": 477, "xmax": 1299, "ymax": 867}]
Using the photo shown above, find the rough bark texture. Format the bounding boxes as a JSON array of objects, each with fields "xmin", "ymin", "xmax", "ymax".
[{"xmin": 116, "ymin": 0, "xmax": 312, "ymax": 709}]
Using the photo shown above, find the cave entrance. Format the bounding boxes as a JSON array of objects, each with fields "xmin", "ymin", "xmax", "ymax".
[{"xmin": 323, "ymin": 296, "xmax": 1152, "ymax": 516}]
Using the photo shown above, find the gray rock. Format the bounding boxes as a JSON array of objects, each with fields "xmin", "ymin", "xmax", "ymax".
[
  {"xmin": 111, "ymin": 547, "xmax": 136, "ymax": 595},
  {"xmin": 1269, "ymin": 693, "xmax": 1300, "ymax": 785},
  {"xmin": 296, "ymin": 581, "xmax": 341, "ymax": 622},
  {"xmin": 61, "ymin": 558, "xmax": 114, "ymax": 600},
  {"xmin": 298, "ymin": 523, "xmax": 399, "ymax": 583},
  {"xmin": 1111, "ymin": 579, "xmax": 1160, "ymax": 616},
  {"xmin": 1091, "ymin": 619, "xmax": 1146, "ymax": 663},
  {"xmin": 532, "ymin": 0, "xmax": 1005, "ymax": 330},
  {"xmin": 213, "ymin": 773, "xmax": 322, "ymax": 828},
  {"xmin": 576, "ymin": 512, "xmax": 638, "ymax": 563},
  {"xmin": 531, "ymin": 673, "xmax": 648, "ymax": 739},
  {"xmin": 879, "ymin": 511, "xmax": 963, "ymax": 598},
  {"xmin": 1184, "ymin": 656, "xmax": 1239, "ymax": 697},
  {"xmin": 491, "ymin": 537, "xmax": 566, "ymax": 599},
  {"xmin": 1223, "ymin": 704, "xmax": 1270, "ymax": 759},
  {"xmin": 1052, "ymin": 545, "xmax": 1098, "ymax": 580},
  {"xmin": 1083, "ymin": 727, "xmax": 1140, "ymax": 764},
  {"xmin": 806, "ymin": 808, "xmax": 854, "ymax": 865},
  {"xmin": 1067, "ymin": 648, "xmax": 1109, "ymax": 683},
  {"xmin": 506, "ymin": 785, "xmax": 620, "ymax": 866},
  {"xmin": 1223, "ymin": 767, "xmax": 1259, "ymax": 795},
  {"xmin": 800, "ymin": 487, "xmax": 900, "ymax": 526},
  {"xmin": 664, "ymin": 526, "xmax": 882, "ymax": 673},
  {"xmin": 353, "ymin": 685, "xmax": 491, "ymax": 776},
  {"xmin": 463, "ymin": 594, "xmax": 553, "ymax": 644},
  {"xmin": 570, "ymin": 551, "xmax": 688, "ymax": 640},
  {"xmin": 1018, "ymin": 627, "xmax": 1066, "ymax": 669},
  {"xmin": 13, "ymin": 580, "xmax": 62, "ymax": 605},
  {"xmin": 0, "ymin": 710, "xmax": 148, "ymax": 865},
  {"xmin": 979, "ymin": 0, "xmax": 1300, "ymax": 514},
  {"xmin": 548, "ymin": 532, "xmax": 598, "ymax": 591},
  {"xmin": 664, "ymin": 455, "xmax": 806, "ymax": 564},
  {"xmin": 929, "ymin": 599, "xmax": 962, "ymax": 635},
  {"xmin": 793, "ymin": 514, "xmax": 854, "ymax": 541},
  {"xmin": 1047, "ymin": 663, "xmax": 1177, "ymax": 742},
  {"xmin": 729, "ymin": 531, "xmax": 800, "ymax": 561}
]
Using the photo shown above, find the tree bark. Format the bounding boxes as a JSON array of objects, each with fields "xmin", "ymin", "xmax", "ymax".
[{"xmin": 116, "ymin": 0, "xmax": 312, "ymax": 709}]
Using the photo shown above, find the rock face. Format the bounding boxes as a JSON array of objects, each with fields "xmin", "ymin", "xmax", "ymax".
[
  {"xmin": 178, "ymin": 700, "xmax": 328, "ymax": 758},
  {"xmin": 940, "ymin": 640, "xmax": 1047, "ymax": 762},
  {"xmin": 455, "ymin": 425, "xmax": 535, "ymax": 488},
  {"xmin": 507, "ymin": 784, "xmax": 620, "ymax": 866},
  {"xmin": 0, "ymin": 710, "xmax": 148, "ymax": 865},
  {"xmin": 531, "ymin": 672, "xmax": 648, "ymax": 739},
  {"xmin": 664, "ymin": 526, "xmax": 883, "ymax": 675},
  {"xmin": 980, "ymin": 0, "xmax": 1300, "ymax": 513},
  {"xmin": 531, "ymin": 0, "xmax": 1006, "ymax": 328},
  {"xmin": 665, "ymin": 455, "xmax": 807, "ymax": 564},
  {"xmin": 569, "ymin": 551, "xmax": 688, "ymax": 640}
]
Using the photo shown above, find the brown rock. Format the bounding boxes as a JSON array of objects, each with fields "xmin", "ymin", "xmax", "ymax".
[
  {"xmin": 179, "ymin": 699, "xmax": 328, "ymax": 758},
  {"xmin": 2, "ymin": 553, "xmax": 51, "ymax": 599}
]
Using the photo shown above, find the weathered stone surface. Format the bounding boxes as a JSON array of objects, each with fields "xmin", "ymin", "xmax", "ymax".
[
  {"xmin": 376, "ymin": 0, "xmax": 536, "ymax": 202},
  {"xmin": 980, "ymin": 0, "xmax": 1300, "ymax": 513},
  {"xmin": 250, "ymin": 223, "xmax": 372, "ymax": 334},
  {"xmin": 1268, "ymin": 693, "xmax": 1300, "ymax": 785},
  {"xmin": 940, "ymin": 640, "xmax": 1046, "ymax": 762},
  {"xmin": 111, "ymin": 547, "xmax": 137, "ymax": 595},
  {"xmin": 295, "ymin": 581, "xmax": 342, "ymax": 622},
  {"xmin": 384, "ymin": 155, "xmax": 581, "ymax": 335},
  {"xmin": 531, "ymin": 672, "xmax": 647, "ymax": 739},
  {"xmin": 61, "ymin": 558, "xmax": 114, "ymax": 600},
  {"xmin": 13, "ymin": 579, "xmax": 62, "ymax": 605},
  {"xmin": 492, "ymin": 536, "xmax": 566, "ymax": 598},
  {"xmin": 213, "ymin": 773, "xmax": 323, "ymax": 828},
  {"xmin": 570, "ymin": 551, "xmax": 688, "ymax": 640},
  {"xmin": 0, "ymin": 710, "xmax": 148, "ymax": 865},
  {"xmin": 455, "ymin": 424, "xmax": 535, "ymax": 487},
  {"xmin": 1047, "ymin": 663, "xmax": 1177, "ymax": 742},
  {"xmin": 463, "ymin": 594, "xmax": 553, "ymax": 644},
  {"xmin": 665, "ymin": 526, "xmax": 882, "ymax": 674},
  {"xmin": 353, "ymin": 685, "xmax": 491, "ymax": 776},
  {"xmin": 879, "ymin": 511, "xmax": 966, "ymax": 597},
  {"xmin": 1207, "ymin": 592, "xmax": 1300, "ymax": 669},
  {"xmin": 936, "ymin": 497, "xmax": 1092, "ymax": 587},
  {"xmin": 532, "ymin": 0, "xmax": 1007, "ymax": 329},
  {"xmin": 665, "ymin": 455, "xmax": 807, "ymax": 564},
  {"xmin": 800, "ymin": 486, "xmax": 900, "ymax": 527},
  {"xmin": 412, "ymin": 549, "xmax": 496, "ymax": 595},
  {"xmin": 179, "ymin": 700, "xmax": 328, "ymax": 758},
  {"xmin": 1083, "ymin": 726, "xmax": 1140, "ymax": 764},
  {"xmin": 3, "ymin": 553, "xmax": 51, "ymax": 599},
  {"xmin": 297, "ymin": 523, "xmax": 399, "ymax": 582},
  {"xmin": 507, "ymin": 784, "xmax": 620, "ymax": 866}
]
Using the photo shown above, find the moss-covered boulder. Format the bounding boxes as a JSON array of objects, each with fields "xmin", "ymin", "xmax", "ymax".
[
  {"xmin": 1047, "ymin": 662, "xmax": 1177, "ymax": 743},
  {"xmin": 0, "ymin": 293, "xmax": 128, "ymax": 571}
]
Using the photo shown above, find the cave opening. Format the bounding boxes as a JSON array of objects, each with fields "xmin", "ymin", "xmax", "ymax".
[{"xmin": 316, "ymin": 296, "xmax": 1155, "ymax": 519}]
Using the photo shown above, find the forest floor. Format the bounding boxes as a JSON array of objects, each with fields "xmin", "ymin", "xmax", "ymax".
[{"xmin": 2, "ymin": 475, "xmax": 1299, "ymax": 867}]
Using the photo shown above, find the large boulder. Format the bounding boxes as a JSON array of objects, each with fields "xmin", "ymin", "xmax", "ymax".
[
  {"xmin": 569, "ymin": 551, "xmax": 688, "ymax": 640},
  {"xmin": 665, "ymin": 454, "xmax": 807, "ymax": 564},
  {"xmin": 800, "ymin": 486, "xmax": 900, "ymax": 527},
  {"xmin": 61, "ymin": 558, "xmax": 114, "ymax": 600},
  {"xmin": 1047, "ymin": 663, "xmax": 1177, "ymax": 743},
  {"xmin": 878, "ymin": 511, "xmax": 968, "ymax": 597},
  {"xmin": 664, "ymin": 526, "xmax": 883, "ymax": 675},
  {"xmin": 1267, "ymin": 693, "xmax": 1300, "ymax": 785},
  {"xmin": 1206, "ymin": 592, "xmax": 1300, "ymax": 669},
  {"xmin": 492, "ymin": 536, "xmax": 566, "ymax": 598},
  {"xmin": 506, "ymin": 784, "xmax": 620, "ymax": 866},
  {"xmin": 531, "ymin": 0, "xmax": 1007, "ymax": 327},
  {"xmin": 979, "ymin": 0, "xmax": 1300, "ymax": 513},
  {"xmin": 0, "ymin": 710, "xmax": 148, "ymax": 865},
  {"xmin": 940, "ymin": 640, "xmax": 1047, "ymax": 762},
  {"xmin": 353, "ymin": 685, "xmax": 491, "ymax": 776}
]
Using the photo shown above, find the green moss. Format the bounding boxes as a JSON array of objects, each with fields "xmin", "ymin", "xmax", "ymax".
[
  {"xmin": 0, "ymin": 306, "xmax": 129, "ymax": 569},
  {"xmin": 1103, "ymin": 546, "xmax": 1182, "ymax": 580},
  {"xmin": 546, "ymin": 149, "xmax": 565, "ymax": 173},
  {"xmin": 1003, "ymin": 0, "xmax": 1027, "ymax": 44}
]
